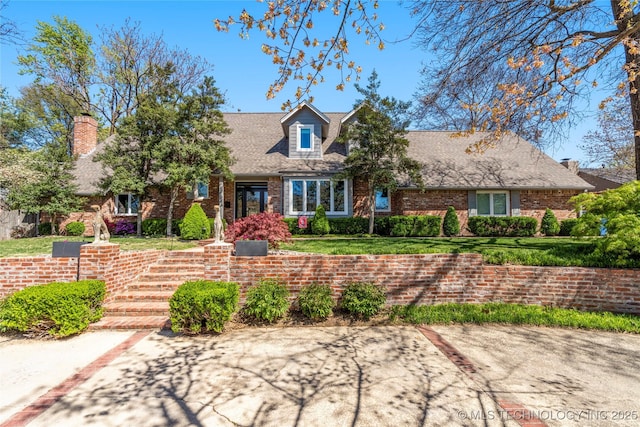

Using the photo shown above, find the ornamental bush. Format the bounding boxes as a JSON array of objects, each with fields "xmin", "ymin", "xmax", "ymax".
[
  {"xmin": 329, "ymin": 217, "xmax": 369, "ymax": 235},
  {"xmin": 180, "ymin": 203, "xmax": 210, "ymax": 240},
  {"xmin": 169, "ymin": 280, "xmax": 239, "ymax": 334},
  {"xmin": 142, "ymin": 218, "xmax": 167, "ymax": 236},
  {"xmin": 540, "ymin": 208, "xmax": 560, "ymax": 236},
  {"xmin": 114, "ymin": 220, "xmax": 136, "ymax": 235},
  {"xmin": 389, "ymin": 215, "xmax": 441, "ymax": 237},
  {"xmin": 467, "ymin": 216, "xmax": 537, "ymax": 237},
  {"xmin": 559, "ymin": 218, "xmax": 579, "ymax": 236},
  {"xmin": 243, "ymin": 278, "xmax": 290, "ymax": 323},
  {"xmin": 225, "ymin": 212, "xmax": 292, "ymax": 249},
  {"xmin": 298, "ymin": 283, "xmax": 336, "ymax": 320},
  {"xmin": 340, "ymin": 282, "xmax": 386, "ymax": 320},
  {"xmin": 442, "ymin": 206, "xmax": 460, "ymax": 236},
  {"xmin": 65, "ymin": 221, "xmax": 86, "ymax": 236},
  {"xmin": 311, "ymin": 205, "xmax": 330, "ymax": 235},
  {"xmin": 0, "ymin": 280, "xmax": 105, "ymax": 338}
]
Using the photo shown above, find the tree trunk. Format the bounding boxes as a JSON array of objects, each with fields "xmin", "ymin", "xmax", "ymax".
[
  {"xmin": 368, "ymin": 181, "xmax": 375, "ymax": 235},
  {"xmin": 166, "ymin": 186, "xmax": 179, "ymax": 237},
  {"xmin": 611, "ymin": 0, "xmax": 640, "ymax": 179}
]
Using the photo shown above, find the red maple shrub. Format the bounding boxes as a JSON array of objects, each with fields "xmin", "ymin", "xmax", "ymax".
[{"xmin": 225, "ymin": 212, "xmax": 292, "ymax": 249}]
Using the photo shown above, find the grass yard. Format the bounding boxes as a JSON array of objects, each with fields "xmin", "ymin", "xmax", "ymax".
[
  {"xmin": 281, "ymin": 236, "xmax": 636, "ymax": 268},
  {"xmin": 0, "ymin": 236, "xmax": 198, "ymax": 258}
]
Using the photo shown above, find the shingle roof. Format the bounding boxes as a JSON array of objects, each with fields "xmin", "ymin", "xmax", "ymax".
[{"xmin": 72, "ymin": 111, "xmax": 593, "ymax": 194}]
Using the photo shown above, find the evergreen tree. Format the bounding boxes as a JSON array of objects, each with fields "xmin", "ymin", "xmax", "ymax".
[
  {"xmin": 443, "ymin": 206, "xmax": 460, "ymax": 237},
  {"xmin": 540, "ymin": 208, "xmax": 560, "ymax": 236}
]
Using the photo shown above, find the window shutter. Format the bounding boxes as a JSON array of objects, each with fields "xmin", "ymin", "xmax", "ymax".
[
  {"xmin": 510, "ymin": 191, "xmax": 520, "ymax": 217},
  {"xmin": 468, "ymin": 190, "xmax": 477, "ymax": 217}
]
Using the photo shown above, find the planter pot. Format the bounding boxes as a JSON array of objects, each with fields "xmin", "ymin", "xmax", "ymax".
[{"xmin": 235, "ymin": 240, "xmax": 268, "ymax": 257}]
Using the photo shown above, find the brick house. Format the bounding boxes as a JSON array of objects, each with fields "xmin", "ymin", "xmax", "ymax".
[{"xmin": 65, "ymin": 102, "xmax": 592, "ymax": 234}]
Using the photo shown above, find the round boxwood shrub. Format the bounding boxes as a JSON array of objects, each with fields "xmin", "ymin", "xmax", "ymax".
[
  {"xmin": 180, "ymin": 203, "xmax": 210, "ymax": 240},
  {"xmin": 243, "ymin": 278, "xmax": 290, "ymax": 323},
  {"xmin": 443, "ymin": 206, "xmax": 460, "ymax": 236},
  {"xmin": 311, "ymin": 205, "xmax": 330, "ymax": 235},
  {"xmin": 340, "ymin": 282, "xmax": 386, "ymax": 320},
  {"xmin": 540, "ymin": 208, "xmax": 560, "ymax": 236},
  {"xmin": 65, "ymin": 221, "xmax": 86, "ymax": 236},
  {"xmin": 298, "ymin": 283, "xmax": 335, "ymax": 320}
]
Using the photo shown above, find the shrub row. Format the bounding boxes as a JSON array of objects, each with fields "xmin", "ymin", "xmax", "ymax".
[
  {"xmin": 168, "ymin": 279, "xmax": 387, "ymax": 334},
  {"xmin": 285, "ymin": 214, "xmax": 441, "ymax": 236},
  {"xmin": 467, "ymin": 216, "xmax": 538, "ymax": 237},
  {"xmin": 0, "ymin": 280, "xmax": 106, "ymax": 338}
]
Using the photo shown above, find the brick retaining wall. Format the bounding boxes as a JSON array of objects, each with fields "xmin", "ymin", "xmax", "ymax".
[{"xmin": 1, "ymin": 243, "xmax": 638, "ymax": 315}]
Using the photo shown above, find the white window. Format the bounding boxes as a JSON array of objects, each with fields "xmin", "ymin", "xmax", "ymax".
[
  {"xmin": 115, "ymin": 193, "xmax": 139, "ymax": 215},
  {"xmin": 187, "ymin": 181, "xmax": 209, "ymax": 199},
  {"xmin": 477, "ymin": 191, "xmax": 509, "ymax": 216},
  {"xmin": 290, "ymin": 179, "xmax": 346, "ymax": 214},
  {"xmin": 297, "ymin": 125, "xmax": 314, "ymax": 151},
  {"xmin": 375, "ymin": 188, "xmax": 390, "ymax": 212}
]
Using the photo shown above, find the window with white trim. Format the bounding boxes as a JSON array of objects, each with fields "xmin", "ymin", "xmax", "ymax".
[
  {"xmin": 187, "ymin": 181, "xmax": 209, "ymax": 199},
  {"xmin": 477, "ymin": 191, "xmax": 509, "ymax": 216},
  {"xmin": 297, "ymin": 125, "xmax": 314, "ymax": 151},
  {"xmin": 375, "ymin": 188, "xmax": 390, "ymax": 212},
  {"xmin": 115, "ymin": 193, "xmax": 139, "ymax": 215},
  {"xmin": 290, "ymin": 179, "xmax": 346, "ymax": 214}
]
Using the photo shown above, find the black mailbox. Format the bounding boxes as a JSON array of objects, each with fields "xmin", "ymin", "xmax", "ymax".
[{"xmin": 52, "ymin": 242, "xmax": 87, "ymax": 258}]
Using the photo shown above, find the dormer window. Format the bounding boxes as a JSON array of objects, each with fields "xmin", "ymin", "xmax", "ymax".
[{"xmin": 297, "ymin": 125, "xmax": 314, "ymax": 151}]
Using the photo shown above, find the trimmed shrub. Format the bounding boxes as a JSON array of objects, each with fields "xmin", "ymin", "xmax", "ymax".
[
  {"xmin": 373, "ymin": 216, "xmax": 391, "ymax": 236},
  {"xmin": 540, "ymin": 208, "xmax": 560, "ymax": 236},
  {"xmin": 169, "ymin": 280, "xmax": 239, "ymax": 334},
  {"xmin": 243, "ymin": 278, "xmax": 290, "ymax": 323},
  {"xmin": 114, "ymin": 220, "xmax": 136, "ymax": 235},
  {"xmin": 283, "ymin": 217, "xmax": 312, "ymax": 235},
  {"xmin": 340, "ymin": 282, "xmax": 386, "ymax": 319},
  {"xmin": 0, "ymin": 280, "xmax": 105, "ymax": 338},
  {"xmin": 142, "ymin": 218, "xmax": 167, "ymax": 236},
  {"xmin": 226, "ymin": 212, "xmax": 292, "ymax": 249},
  {"xmin": 38, "ymin": 222, "xmax": 53, "ymax": 236},
  {"xmin": 329, "ymin": 217, "xmax": 369, "ymax": 235},
  {"xmin": 65, "ymin": 221, "xmax": 86, "ymax": 236},
  {"xmin": 180, "ymin": 203, "xmax": 210, "ymax": 240},
  {"xmin": 298, "ymin": 283, "xmax": 336, "ymax": 320},
  {"xmin": 311, "ymin": 205, "xmax": 330, "ymax": 235},
  {"xmin": 389, "ymin": 215, "xmax": 441, "ymax": 237},
  {"xmin": 443, "ymin": 206, "xmax": 460, "ymax": 237},
  {"xmin": 468, "ymin": 216, "xmax": 537, "ymax": 237},
  {"xmin": 559, "ymin": 218, "xmax": 579, "ymax": 236}
]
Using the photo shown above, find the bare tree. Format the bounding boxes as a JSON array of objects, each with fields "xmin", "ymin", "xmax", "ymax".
[
  {"xmin": 98, "ymin": 19, "xmax": 212, "ymax": 134},
  {"xmin": 0, "ymin": 0, "xmax": 21, "ymax": 45},
  {"xmin": 217, "ymin": 1, "xmax": 640, "ymax": 178},
  {"xmin": 581, "ymin": 96, "xmax": 635, "ymax": 172}
]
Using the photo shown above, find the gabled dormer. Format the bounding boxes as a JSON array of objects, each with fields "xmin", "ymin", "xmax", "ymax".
[
  {"xmin": 338, "ymin": 103, "xmax": 364, "ymax": 155},
  {"xmin": 280, "ymin": 101, "xmax": 330, "ymax": 159}
]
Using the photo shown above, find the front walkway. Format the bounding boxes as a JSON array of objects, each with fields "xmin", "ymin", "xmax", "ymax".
[{"xmin": 1, "ymin": 325, "xmax": 639, "ymax": 426}]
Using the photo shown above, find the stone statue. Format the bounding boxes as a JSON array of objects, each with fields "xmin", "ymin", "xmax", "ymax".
[
  {"xmin": 213, "ymin": 205, "xmax": 224, "ymax": 243},
  {"xmin": 91, "ymin": 205, "xmax": 110, "ymax": 243}
]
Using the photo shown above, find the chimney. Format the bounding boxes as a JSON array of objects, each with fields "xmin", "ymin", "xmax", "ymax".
[
  {"xmin": 73, "ymin": 114, "xmax": 98, "ymax": 156},
  {"xmin": 560, "ymin": 158, "xmax": 579, "ymax": 175}
]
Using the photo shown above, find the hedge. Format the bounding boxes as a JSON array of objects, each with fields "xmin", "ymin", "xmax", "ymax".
[
  {"xmin": 468, "ymin": 216, "xmax": 538, "ymax": 237},
  {"xmin": 389, "ymin": 215, "xmax": 441, "ymax": 237},
  {"xmin": 0, "ymin": 280, "xmax": 106, "ymax": 338}
]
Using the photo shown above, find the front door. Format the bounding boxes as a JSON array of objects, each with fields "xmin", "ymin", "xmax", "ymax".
[{"xmin": 236, "ymin": 183, "xmax": 268, "ymax": 218}]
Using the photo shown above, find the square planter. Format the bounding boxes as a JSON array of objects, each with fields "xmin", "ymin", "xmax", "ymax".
[{"xmin": 235, "ymin": 240, "xmax": 268, "ymax": 257}]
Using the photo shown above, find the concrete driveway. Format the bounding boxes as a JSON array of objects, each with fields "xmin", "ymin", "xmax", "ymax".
[{"xmin": 0, "ymin": 325, "xmax": 638, "ymax": 426}]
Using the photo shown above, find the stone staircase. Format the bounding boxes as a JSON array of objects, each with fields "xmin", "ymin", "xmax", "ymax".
[{"xmin": 90, "ymin": 248, "xmax": 205, "ymax": 330}]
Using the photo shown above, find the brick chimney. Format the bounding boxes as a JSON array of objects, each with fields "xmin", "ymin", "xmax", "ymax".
[
  {"xmin": 73, "ymin": 114, "xmax": 98, "ymax": 156},
  {"xmin": 560, "ymin": 158, "xmax": 579, "ymax": 175}
]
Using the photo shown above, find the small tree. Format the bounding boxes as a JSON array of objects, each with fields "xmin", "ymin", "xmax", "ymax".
[
  {"xmin": 337, "ymin": 71, "xmax": 424, "ymax": 234},
  {"xmin": 311, "ymin": 204, "xmax": 330, "ymax": 235},
  {"xmin": 442, "ymin": 206, "xmax": 460, "ymax": 237},
  {"xmin": 540, "ymin": 208, "xmax": 560, "ymax": 236},
  {"xmin": 225, "ymin": 212, "xmax": 292, "ymax": 249},
  {"xmin": 180, "ymin": 203, "xmax": 210, "ymax": 240}
]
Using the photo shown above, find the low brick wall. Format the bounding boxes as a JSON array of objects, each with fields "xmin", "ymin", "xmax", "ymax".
[
  {"xmin": 0, "ymin": 257, "xmax": 78, "ymax": 297},
  {"xmin": 0, "ymin": 244, "xmax": 165, "ymax": 300}
]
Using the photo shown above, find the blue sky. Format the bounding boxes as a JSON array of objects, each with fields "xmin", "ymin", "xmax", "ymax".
[{"xmin": 1, "ymin": 0, "xmax": 599, "ymax": 163}]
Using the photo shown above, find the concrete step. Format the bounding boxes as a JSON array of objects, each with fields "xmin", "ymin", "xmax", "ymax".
[
  {"xmin": 112, "ymin": 290, "xmax": 175, "ymax": 302},
  {"xmin": 89, "ymin": 316, "xmax": 170, "ymax": 330},
  {"xmin": 104, "ymin": 301, "xmax": 169, "ymax": 317}
]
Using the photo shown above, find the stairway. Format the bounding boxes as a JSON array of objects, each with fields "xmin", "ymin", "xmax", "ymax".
[{"xmin": 89, "ymin": 248, "xmax": 205, "ymax": 330}]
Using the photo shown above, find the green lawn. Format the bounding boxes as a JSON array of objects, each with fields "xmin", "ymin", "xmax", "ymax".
[
  {"xmin": 0, "ymin": 236, "xmax": 198, "ymax": 258},
  {"xmin": 281, "ymin": 236, "xmax": 634, "ymax": 268}
]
